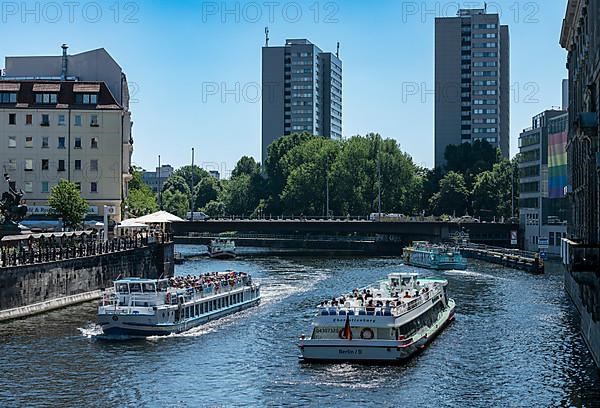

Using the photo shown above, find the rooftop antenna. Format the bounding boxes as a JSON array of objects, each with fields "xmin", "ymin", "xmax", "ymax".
[
  {"xmin": 265, "ymin": 27, "xmax": 270, "ymax": 47},
  {"xmin": 336, "ymin": 42, "xmax": 340, "ymax": 58},
  {"xmin": 61, "ymin": 43, "xmax": 68, "ymax": 80}
]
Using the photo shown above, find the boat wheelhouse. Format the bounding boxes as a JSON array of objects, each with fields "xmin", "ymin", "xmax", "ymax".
[
  {"xmin": 298, "ymin": 273, "xmax": 455, "ymax": 363},
  {"xmin": 97, "ymin": 272, "xmax": 260, "ymax": 340},
  {"xmin": 208, "ymin": 239, "xmax": 236, "ymax": 259},
  {"xmin": 403, "ymin": 241, "xmax": 467, "ymax": 270}
]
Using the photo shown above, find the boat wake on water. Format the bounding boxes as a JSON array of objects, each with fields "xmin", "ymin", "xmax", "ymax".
[
  {"xmin": 443, "ymin": 269, "xmax": 508, "ymax": 281},
  {"xmin": 78, "ymin": 322, "xmax": 104, "ymax": 338}
]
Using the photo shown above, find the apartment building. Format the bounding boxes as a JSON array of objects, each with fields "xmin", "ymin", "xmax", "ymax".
[
  {"xmin": 262, "ymin": 39, "xmax": 342, "ymax": 161},
  {"xmin": 0, "ymin": 47, "xmax": 133, "ymax": 222},
  {"xmin": 435, "ymin": 8, "xmax": 510, "ymax": 168}
]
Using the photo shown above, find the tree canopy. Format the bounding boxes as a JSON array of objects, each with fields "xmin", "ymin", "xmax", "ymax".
[{"xmin": 48, "ymin": 180, "xmax": 89, "ymax": 230}]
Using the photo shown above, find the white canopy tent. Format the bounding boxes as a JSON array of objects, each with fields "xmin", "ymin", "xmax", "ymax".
[{"xmin": 133, "ymin": 211, "xmax": 184, "ymax": 224}]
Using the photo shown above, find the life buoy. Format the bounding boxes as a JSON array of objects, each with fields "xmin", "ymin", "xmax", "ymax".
[{"xmin": 360, "ymin": 328, "xmax": 374, "ymax": 340}]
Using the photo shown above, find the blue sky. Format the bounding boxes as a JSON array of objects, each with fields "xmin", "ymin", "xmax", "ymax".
[{"xmin": 0, "ymin": 0, "xmax": 568, "ymax": 175}]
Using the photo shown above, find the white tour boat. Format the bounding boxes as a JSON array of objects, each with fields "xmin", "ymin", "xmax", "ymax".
[
  {"xmin": 97, "ymin": 271, "xmax": 260, "ymax": 339},
  {"xmin": 208, "ymin": 238, "xmax": 236, "ymax": 259},
  {"xmin": 298, "ymin": 273, "xmax": 455, "ymax": 363}
]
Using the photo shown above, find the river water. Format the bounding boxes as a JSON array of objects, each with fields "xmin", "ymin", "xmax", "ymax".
[{"xmin": 1, "ymin": 247, "xmax": 599, "ymax": 407}]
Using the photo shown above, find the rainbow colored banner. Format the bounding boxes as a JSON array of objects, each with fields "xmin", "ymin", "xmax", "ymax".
[{"xmin": 548, "ymin": 131, "xmax": 568, "ymax": 198}]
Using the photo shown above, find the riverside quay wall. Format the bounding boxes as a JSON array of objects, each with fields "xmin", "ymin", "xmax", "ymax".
[{"xmin": 0, "ymin": 234, "xmax": 174, "ymax": 321}]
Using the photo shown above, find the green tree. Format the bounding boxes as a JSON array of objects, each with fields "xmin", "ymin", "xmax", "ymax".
[
  {"xmin": 193, "ymin": 177, "xmax": 220, "ymax": 210},
  {"xmin": 172, "ymin": 165, "xmax": 210, "ymax": 190},
  {"xmin": 221, "ymin": 174, "xmax": 260, "ymax": 217},
  {"xmin": 162, "ymin": 175, "xmax": 191, "ymax": 196},
  {"xmin": 126, "ymin": 188, "xmax": 158, "ymax": 217},
  {"xmin": 202, "ymin": 200, "xmax": 226, "ymax": 218},
  {"xmin": 279, "ymin": 137, "xmax": 338, "ymax": 215},
  {"xmin": 232, "ymin": 156, "xmax": 260, "ymax": 178},
  {"xmin": 264, "ymin": 132, "xmax": 316, "ymax": 211},
  {"xmin": 429, "ymin": 172, "xmax": 470, "ymax": 216},
  {"xmin": 126, "ymin": 166, "xmax": 158, "ymax": 217},
  {"xmin": 48, "ymin": 180, "xmax": 89, "ymax": 230},
  {"xmin": 471, "ymin": 158, "xmax": 519, "ymax": 220},
  {"xmin": 162, "ymin": 190, "xmax": 189, "ymax": 218},
  {"xmin": 444, "ymin": 140, "xmax": 498, "ymax": 181}
]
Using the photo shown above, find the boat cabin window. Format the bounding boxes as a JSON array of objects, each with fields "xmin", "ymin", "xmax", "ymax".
[
  {"xmin": 142, "ymin": 283, "xmax": 156, "ymax": 293},
  {"xmin": 401, "ymin": 277, "xmax": 413, "ymax": 286},
  {"xmin": 129, "ymin": 283, "xmax": 142, "ymax": 293},
  {"xmin": 391, "ymin": 278, "xmax": 400, "ymax": 287},
  {"xmin": 157, "ymin": 281, "xmax": 168, "ymax": 292},
  {"xmin": 117, "ymin": 283, "xmax": 129, "ymax": 294}
]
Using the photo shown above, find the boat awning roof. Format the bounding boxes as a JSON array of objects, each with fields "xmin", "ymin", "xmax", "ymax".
[{"xmin": 117, "ymin": 219, "xmax": 149, "ymax": 228}]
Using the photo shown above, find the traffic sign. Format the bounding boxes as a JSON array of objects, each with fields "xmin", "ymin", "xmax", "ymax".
[
  {"xmin": 511, "ymin": 230, "xmax": 518, "ymax": 245},
  {"xmin": 539, "ymin": 237, "xmax": 549, "ymax": 250}
]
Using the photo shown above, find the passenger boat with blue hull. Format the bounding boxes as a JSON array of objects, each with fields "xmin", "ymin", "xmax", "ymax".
[
  {"xmin": 97, "ymin": 272, "xmax": 260, "ymax": 340},
  {"xmin": 403, "ymin": 241, "xmax": 467, "ymax": 270},
  {"xmin": 298, "ymin": 273, "xmax": 455, "ymax": 363}
]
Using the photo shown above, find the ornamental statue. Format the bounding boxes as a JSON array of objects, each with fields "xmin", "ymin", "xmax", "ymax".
[{"xmin": 0, "ymin": 173, "xmax": 28, "ymax": 225}]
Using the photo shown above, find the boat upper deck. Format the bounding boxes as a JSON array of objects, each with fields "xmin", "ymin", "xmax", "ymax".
[{"xmin": 316, "ymin": 274, "xmax": 447, "ymax": 319}]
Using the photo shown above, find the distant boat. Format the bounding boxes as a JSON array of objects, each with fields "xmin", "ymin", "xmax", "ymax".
[
  {"xmin": 403, "ymin": 241, "xmax": 467, "ymax": 270},
  {"xmin": 208, "ymin": 239, "xmax": 236, "ymax": 260}
]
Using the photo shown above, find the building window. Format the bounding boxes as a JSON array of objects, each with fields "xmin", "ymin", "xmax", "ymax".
[
  {"xmin": 75, "ymin": 94, "xmax": 98, "ymax": 105},
  {"xmin": 91, "ymin": 182, "xmax": 98, "ymax": 193},
  {"xmin": 36, "ymin": 94, "xmax": 58, "ymax": 104},
  {"xmin": 0, "ymin": 92, "xmax": 17, "ymax": 103},
  {"xmin": 25, "ymin": 136, "xmax": 33, "ymax": 148},
  {"xmin": 41, "ymin": 114, "xmax": 50, "ymax": 126},
  {"xmin": 24, "ymin": 182, "xmax": 33, "ymax": 193},
  {"xmin": 26, "ymin": 114, "xmax": 32, "ymax": 125},
  {"xmin": 90, "ymin": 115, "xmax": 99, "ymax": 127},
  {"xmin": 90, "ymin": 160, "xmax": 98, "ymax": 171},
  {"xmin": 42, "ymin": 137, "xmax": 49, "ymax": 149},
  {"xmin": 75, "ymin": 160, "xmax": 82, "ymax": 171},
  {"xmin": 58, "ymin": 137, "xmax": 66, "ymax": 149},
  {"xmin": 6, "ymin": 160, "xmax": 16, "ymax": 171},
  {"xmin": 74, "ymin": 115, "xmax": 82, "ymax": 126},
  {"xmin": 58, "ymin": 115, "xmax": 66, "ymax": 126},
  {"xmin": 9, "ymin": 113, "xmax": 16, "ymax": 125},
  {"xmin": 74, "ymin": 138, "xmax": 82, "ymax": 149},
  {"xmin": 8, "ymin": 136, "xmax": 16, "ymax": 148},
  {"xmin": 58, "ymin": 160, "xmax": 66, "ymax": 172},
  {"xmin": 91, "ymin": 138, "xmax": 98, "ymax": 149},
  {"xmin": 42, "ymin": 159, "xmax": 49, "ymax": 171},
  {"xmin": 41, "ymin": 181, "xmax": 49, "ymax": 194},
  {"xmin": 24, "ymin": 159, "xmax": 33, "ymax": 171}
]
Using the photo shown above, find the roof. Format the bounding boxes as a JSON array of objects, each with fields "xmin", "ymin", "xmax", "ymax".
[
  {"xmin": 133, "ymin": 211, "xmax": 185, "ymax": 224},
  {"xmin": 0, "ymin": 83, "xmax": 20, "ymax": 91},
  {"xmin": 32, "ymin": 83, "xmax": 61, "ymax": 92},
  {"xmin": 73, "ymin": 83, "xmax": 101, "ymax": 93},
  {"xmin": 0, "ymin": 80, "xmax": 122, "ymax": 109}
]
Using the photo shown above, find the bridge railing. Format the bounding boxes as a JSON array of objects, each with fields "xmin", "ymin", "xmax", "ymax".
[
  {"xmin": 0, "ymin": 232, "xmax": 172, "ymax": 269},
  {"xmin": 179, "ymin": 232, "xmax": 376, "ymax": 242}
]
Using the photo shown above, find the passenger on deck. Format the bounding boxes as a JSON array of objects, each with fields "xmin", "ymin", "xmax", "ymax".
[
  {"xmin": 366, "ymin": 300, "xmax": 375, "ymax": 313},
  {"xmin": 404, "ymin": 291, "xmax": 412, "ymax": 298}
]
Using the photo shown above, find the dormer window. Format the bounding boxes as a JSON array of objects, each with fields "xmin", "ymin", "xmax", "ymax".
[
  {"xmin": 0, "ymin": 92, "xmax": 17, "ymax": 103},
  {"xmin": 75, "ymin": 93, "xmax": 98, "ymax": 105},
  {"xmin": 35, "ymin": 93, "xmax": 58, "ymax": 104}
]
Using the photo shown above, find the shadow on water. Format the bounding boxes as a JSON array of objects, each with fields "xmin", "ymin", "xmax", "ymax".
[{"xmin": 1, "ymin": 254, "xmax": 599, "ymax": 407}]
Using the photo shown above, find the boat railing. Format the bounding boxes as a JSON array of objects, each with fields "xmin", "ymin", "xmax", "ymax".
[{"xmin": 317, "ymin": 287, "xmax": 442, "ymax": 318}]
